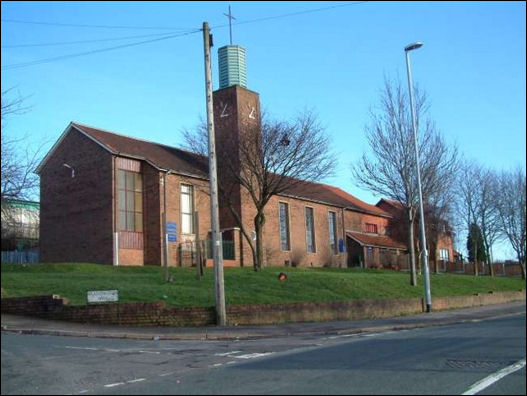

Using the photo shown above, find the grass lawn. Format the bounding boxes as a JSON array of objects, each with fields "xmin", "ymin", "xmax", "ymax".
[{"xmin": 1, "ymin": 263, "xmax": 525, "ymax": 307}]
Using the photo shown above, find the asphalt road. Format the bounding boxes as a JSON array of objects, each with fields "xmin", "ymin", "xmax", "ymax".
[{"xmin": 1, "ymin": 313, "xmax": 525, "ymax": 395}]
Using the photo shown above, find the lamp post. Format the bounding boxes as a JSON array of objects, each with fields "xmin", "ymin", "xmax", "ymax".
[{"xmin": 404, "ymin": 42, "xmax": 432, "ymax": 313}]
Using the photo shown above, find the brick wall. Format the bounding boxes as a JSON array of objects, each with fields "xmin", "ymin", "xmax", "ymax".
[
  {"xmin": 2, "ymin": 290, "xmax": 524, "ymax": 327},
  {"xmin": 40, "ymin": 128, "xmax": 113, "ymax": 264},
  {"xmin": 263, "ymin": 195, "xmax": 346, "ymax": 268}
]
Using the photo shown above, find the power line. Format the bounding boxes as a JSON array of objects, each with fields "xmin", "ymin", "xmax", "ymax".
[
  {"xmin": 1, "ymin": 32, "xmax": 186, "ymax": 48},
  {"xmin": 1, "ymin": 2, "xmax": 369, "ymax": 71},
  {"xmin": 1, "ymin": 29, "xmax": 201, "ymax": 71},
  {"xmin": 0, "ymin": 18, "xmax": 193, "ymax": 31},
  {"xmin": 211, "ymin": 1, "xmax": 369, "ymax": 30}
]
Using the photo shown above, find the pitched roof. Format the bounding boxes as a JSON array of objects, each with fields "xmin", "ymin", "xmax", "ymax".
[
  {"xmin": 377, "ymin": 198, "xmax": 405, "ymax": 210},
  {"xmin": 38, "ymin": 122, "xmax": 389, "ymax": 217},
  {"xmin": 346, "ymin": 231, "xmax": 407, "ymax": 250},
  {"xmin": 323, "ymin": 185, "xmax": 390, "ymax": 217},
  {"xmin": 72, "ymin": 123, "xmax": 209, "ymax": 178}
]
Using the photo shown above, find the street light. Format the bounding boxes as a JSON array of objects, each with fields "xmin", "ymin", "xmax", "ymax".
[{"xmin": 404, "ymin": 41, "xmax": 432, "ymax": 313}]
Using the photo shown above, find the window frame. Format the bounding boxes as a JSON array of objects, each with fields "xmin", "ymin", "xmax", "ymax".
[
  {"xmin": 180, "ymin": 183, "xmax": 194, "ymax": 235},
  {"xmin": 278, "ymin": 201, "xmax": 291, "ymax": 251},
  {"xmin": 305, "ymin": 206, "xmax": 316, "ymax": 254},
  {"xmin": 365, "ymin": 223, "xmax": 378, "ymax": 234},
  {"xmin": 328, "ymin": 210, "xmax": 338, "ymax": 254},
  {"xmin": 117, "ymin": 169, "xmax": 143, "ymax": 232}
]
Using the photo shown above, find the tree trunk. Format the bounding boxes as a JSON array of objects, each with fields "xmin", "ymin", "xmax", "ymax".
[
  {"xmin": 408, "ymin": 211, "xmax": 417, "ymax": 286},
  {"xmin": 474, "ymin": 238, "xmax": 479, "ymax": 276},
  {"xmin": 254, "ymin": 211, "xmax": 266, "ymax": 271},
  {"xmin": 519, "ymin": 255, "xmax": 526, "ymax": 280}
]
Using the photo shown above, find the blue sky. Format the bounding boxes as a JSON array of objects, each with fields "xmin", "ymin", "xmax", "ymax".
[{"xmin": 2, "ymin": 1, "xmax": 525, "ymax": 259}]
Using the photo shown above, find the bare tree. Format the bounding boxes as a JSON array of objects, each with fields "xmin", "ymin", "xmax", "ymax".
[
  {"xmin": 495, "ymin": 167, "xmax": 526, "ymax": 279},
  {"xmin": 457, "ymin": 161, "xmax": 502, "ymax": 276},
  {"xmin": 1, "ymin": 88, "xmax": 40, "ymax": 202},
  {"xmin": 351, "ymin": 78, "xmax": 458, "ymax": 286},
  {"xmin": 183, "ymin": 110, "xmax": 336, "ymax": 271}
]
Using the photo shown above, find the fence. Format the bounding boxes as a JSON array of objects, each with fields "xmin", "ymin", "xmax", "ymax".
[
  {"xmin": 177, "ymin": 240, "xmax": 235, "ymax": 267},
  {"xmin": 1, "ymin": 250, "xmax": 40, "ymax": 264}
]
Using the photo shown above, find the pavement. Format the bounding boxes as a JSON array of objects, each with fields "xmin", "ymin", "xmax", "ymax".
[{"xmin": 1, "ymin": 301, "xmax": 525, "ymax": 341}]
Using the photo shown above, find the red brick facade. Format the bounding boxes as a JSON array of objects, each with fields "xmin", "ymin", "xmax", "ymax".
[{"xmin": 38, "ymin": 86, "xmax": 453, "ymax": 269}]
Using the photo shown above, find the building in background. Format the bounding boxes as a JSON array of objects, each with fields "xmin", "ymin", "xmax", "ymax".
[{"xmin": 1, "ymin": 199, "xmax": 40, "ymax": 251}]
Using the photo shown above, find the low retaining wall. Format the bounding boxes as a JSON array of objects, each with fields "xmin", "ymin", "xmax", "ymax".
[{"xmin": 1, "ymin": 290, "xmax": 525, "ymax": 327}]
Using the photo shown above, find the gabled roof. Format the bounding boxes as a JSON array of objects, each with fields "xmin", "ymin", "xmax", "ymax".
[
  {"xmin": 37, "ymin": 122, "xmax": 389, "ymax": 217},
  {"xmin": 346, "ymin": 231, "xmax": 407, "ymax": 250},
  {"xmin": 36, "ymin": 122, "xmax": 208, "ymax": 179},
  {"xmin": 376, "ymin": 198, "xmax": 405, "ymax": 210}
]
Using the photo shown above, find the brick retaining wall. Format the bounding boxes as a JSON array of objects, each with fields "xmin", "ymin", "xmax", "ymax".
[{"xmin": 1, "ymin": 290, "xmax": 525, "ymax": 327}]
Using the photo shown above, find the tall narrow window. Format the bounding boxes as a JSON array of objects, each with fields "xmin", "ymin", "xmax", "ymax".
[
  {"xmin": 328, "ymin": 211, "xmax": 338, "ymax": 254},
  {"xmin": 305, "ymin": 207, "xmax": 316, "ymax": 253},
  {"xmin": 181, "ymin": 184, "xmax": 194, "ymax": 234},
  {"xmin": 279, "ymin": 202, "xmax": 290, "ymax": 251},
  {"xmin": 117, "ymin": 169, "xmax": 143, "ymax": 232}
]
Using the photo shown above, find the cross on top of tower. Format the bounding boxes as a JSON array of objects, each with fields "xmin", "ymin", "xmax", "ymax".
[{"xmin": 223, "ymin": 5, "xmax": 236, "ymax": 45}]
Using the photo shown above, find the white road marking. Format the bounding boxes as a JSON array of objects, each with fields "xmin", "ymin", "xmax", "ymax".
[
  {"xmin": 461, "ymin": 358, "xmax": 526, "ymax": 395},
  {"xmin": 65, "ymin": 346, "xmax": 98, "ymax": 351},
  {"xmin": 127, "ymin": 378, "xmax": 146, "ymax": 384},
  {"xmin": 214, "ymin": 351, "xmax": 241, "ymax": 356},
  {"xmin": 77, "ymin": 391, "xmax": 89, "ymax": 394},
  {"xmin": 158, "ymin": 372, "xmax": 174, "ymax": 377},
  {"xmin": 104, "ymin": 382, "xmax": 125, "ymax": 388},
  {"xmin": 234, "ymin": 352, "xmax": 274, "ymax": 359},
  {"xmin": 138, "ymin": 350, "xmax": 161, "ymax": 354}
]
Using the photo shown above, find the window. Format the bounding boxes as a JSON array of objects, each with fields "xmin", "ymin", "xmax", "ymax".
[
  {"xmin": 117, "ymin": 169, "xmax": 143, "ymax": 232},
  {"xmin": 181, "ymin": 184, "xmax": 194, "ymax": 234},
  {"xmin": 365, "ymin": 223, "xmax": 378, "ymax": 234},
  {"xmin": 328, "ymin": 211, "xmax": 338, "ymax": 254},
  {"xmin": 279, "ymin": 202, "xmax": 290, "ymax": 251},
  {"xmin": 305, "ymin": 207, "xmax": 316, "ymax": 253},
  {"xmin": 440, "ymin": 249, "xmax": 449, "ymax": 261}
]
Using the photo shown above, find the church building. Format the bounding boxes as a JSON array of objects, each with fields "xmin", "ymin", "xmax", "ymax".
[{"xmin": 37, "ymin": 42, "xmax": 418, "ymax": 269}]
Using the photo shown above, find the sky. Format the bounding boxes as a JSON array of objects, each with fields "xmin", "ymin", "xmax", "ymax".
[{"xmin": 1, "ymin": 1, "xmax": 525, "ymax": 259}]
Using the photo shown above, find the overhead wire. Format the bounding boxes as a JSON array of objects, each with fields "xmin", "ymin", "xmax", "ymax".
[
  {"xmin": 0, "ymin": 18, "xmax": 193, "ymax": 31},
  {"xmin": 1, "ymin": 1, "xmax": 369, "ymax": 71},
  {"xmin": 2, "ymin": 32, "xmax": 185, "ymax": 48},
  {"xmin": 1, "ymin": 29, "xmax": 202, "ymax": 70},
  {"xmin": 211, "ymin": 1, "xmax": 369, "ymax": 30}
]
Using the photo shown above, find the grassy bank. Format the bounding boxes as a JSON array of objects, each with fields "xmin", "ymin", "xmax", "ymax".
[{"xmin": 1, "ymin": 263, "xmax": 525, "ymax": 307}]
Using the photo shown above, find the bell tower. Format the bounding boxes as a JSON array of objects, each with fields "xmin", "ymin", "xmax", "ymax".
[{"xmin": 213, "ymin": 38, "xmax": 261, "ymax": 266}]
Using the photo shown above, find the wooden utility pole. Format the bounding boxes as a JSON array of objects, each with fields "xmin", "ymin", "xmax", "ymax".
[{"xmin": 203, "ymin": 22, "xmax": 226, "ymax": 326}]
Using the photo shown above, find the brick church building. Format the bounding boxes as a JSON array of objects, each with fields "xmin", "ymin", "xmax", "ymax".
[{"xmin": 37, "ymin": 44, "xmax": 451, "ymax": 269}]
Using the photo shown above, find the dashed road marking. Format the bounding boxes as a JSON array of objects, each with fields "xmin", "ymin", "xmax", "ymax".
[
  {"xmin": 104, "ymin": 382, "xmax": 125, "ymax": 388},
  {"xmin": 214, "ymin": 351, "xmax": 242, "ymax": 356},
  {"xmin": 127, "ymin": 378, "xmax": 146, "ymax": 384},
  {"xmin": 234, "ymin": 352, "xmax": 274, "ymax": 359}
]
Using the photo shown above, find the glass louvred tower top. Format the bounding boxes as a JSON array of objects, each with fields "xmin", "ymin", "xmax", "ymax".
[{"xmin": 218, "ymin": 45, "xmax": 247, "ymax": 89}]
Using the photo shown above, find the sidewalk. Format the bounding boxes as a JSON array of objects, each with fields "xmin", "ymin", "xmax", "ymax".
[{"xmin": 1, "ymin": 301, "xmax": 525, "ymax": 341}]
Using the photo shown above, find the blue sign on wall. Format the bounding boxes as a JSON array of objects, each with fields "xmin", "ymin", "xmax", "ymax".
[
  {"xmin": 166, "ymin": 222, "xmax": 177, "ymax": 242},
  {"xmin": 338, "ymin": 238, "xmax": 345, "ymax": 253}
]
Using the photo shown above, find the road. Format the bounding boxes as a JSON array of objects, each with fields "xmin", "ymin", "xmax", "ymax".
[{"xmin": 1, "ymin": 313, "xmax": 525, "ymax": 395}]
